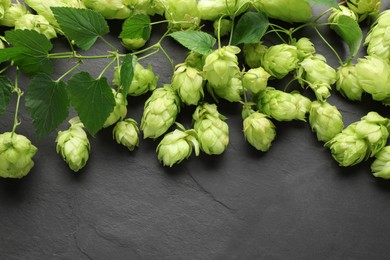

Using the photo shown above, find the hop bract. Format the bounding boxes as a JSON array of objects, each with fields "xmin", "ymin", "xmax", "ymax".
[
  {"xmin": 113, "ymin": 118, "xmax": 139, "ymax": 151},
  {"xmin": 309, "ymin": 101, "xmax": 344, "ymax": 142},
  {"xmin": 371, "ymin": 146, "xmax": 390, "ymax": 179},
  {"xmin": 171, "ymin": 63, "xmax": 204, "ymax": 106},
  {"xmin": 203, "ymin": 46, "xmax": 241, "ymax": 88},
  {"xmin": 346, "ymin": 0, "xmax": 381, "ymax": 22},
  {"xmin": 365, "ymin": 10, "xmax": 390, "ymax": 60},
  {"xmin": 243, "ymin": 112, "xmax": 276, "ymax": 152},
  {"xmin": 141, "ymin": 85, "xmax": 180, "ymax": 139},
  {"xmin": 0, "ymin": 132, "xmax": 38, "ymax": 179},
  {"xmin": 336, "ymin": 64, "xmax": 364, "ymax": 101},
  {"xmin": 197, "ymin": 0, "xmax": 250, "ymax": 21},
  {"xmin": 193, "ymin": 103, "xmax": 229, "ymax": 155},
  {"xmin": 161, "ymin": 0, "xmax": 200, "ymax": 30},
  {"xmin": 242, "ymin": 67, "xmax": 270, "ymax": 94},
  {"xmin": 15, "ymin": 14, "xmax": 56, "ymax": 39},
  {"xmin": 56, "ymin": 122, "xmax": 90, "ymax": 172},
  {"xmin": 243, "ymin": 42, "xmax": 268, "ymax": 68},
  {"xmin": 252, "ymin": 0, "xmax": 312, "ymax": 23},
  {"xmin": 0, "ymin": 1, "xmax": 29, "ymax": 27},
  {"xmin": 355, "ymin": 56, "xmax": 390, "ymax": 105},
  {"xmin": 103, "ymin": 89, "xmax": 127, "ymax": 128},
  {"xmin": 261, "ymin": 44, "xmax": 299, "ymax": 79},
  {"xmin": 256, "ymin": 87, "xmax": 311, "ymax": 122},
  {"xmin": 0, "ymin": 0, "xmax": 11, "ymax": 20},
  {"xmin": 157, "ymin": 125, "xmax": 199, "ymax": 167},
  {"xmin": 294, "ymin": 37, "xmax": 315, "ymax": 61}
]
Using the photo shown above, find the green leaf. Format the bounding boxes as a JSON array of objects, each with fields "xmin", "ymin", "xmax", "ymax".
[
  {"xmin": 120, "ymin": 54, "xmax": 136, "ymax": 98},
  {"xmin": 51, "ymin": 7, "xmax": 109, "ymax": 50},
  {"xmin": 304, "ymin": 0, "xmax": 340, "ymax": 9},
  {"xmin": 5, "ymin": 29, "xmax": 53, "ymax": 74},
  {"xmin": 231, "ymin": 12, "xmax": 269, "ymax": 45},
  {"xmin": 332, "ymin": 15, "xmax": 363, "ymax": 59},
  {"xmin": 25, "ymin": 74, "xmax": 70, "ymax": 138},
  {"xmin": 169, "ymin": 31, "xmax": 216, "ymax": 56},
  {"xmin": 67, "ymin": 72, "xmax": 115, "ymax": 135},
  {"xmin": 0, "ymin": 76, "xmax": 13, "ymax": 117},
  {"xmin": 119, "ymin": 14, "xmax": 151, "ymax": 41}
]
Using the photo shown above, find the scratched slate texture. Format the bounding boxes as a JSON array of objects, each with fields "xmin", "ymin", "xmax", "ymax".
[{"xmin": 1, "ymin": 2, "xmax": 390, "ymax": 260}]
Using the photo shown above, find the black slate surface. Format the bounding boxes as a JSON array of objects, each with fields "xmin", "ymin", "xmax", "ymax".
[{"xmin": 1, "ymin": 3, "xmax": 390, "ymax": 260}]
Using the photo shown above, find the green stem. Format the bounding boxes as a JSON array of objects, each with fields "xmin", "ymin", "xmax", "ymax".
[
  {"xmin": 217, "ymin": 16, "xmax": 224, "ymax": 49},
  {"xmin": 138, "ymin": 48, "xmax": 160, "ymax": 61},
  {"xmin": 284, "ymin": 77, "xmax": 299, "ymax": 91},
  {"xmin": 11, "ymin": 68, "xmax": 22, "ymax": 137},
  {"xmin": 56, "ymin": 61, "xmax": 82, "ymax": 82},
  {"xmin": 159, "ymin": 45, "xmax": 174, "ymax": 71},
  {"xmin": 314, "ymin": 27, "xmax": 343, "ymax": 65},
  {"xmin": 99, "ymin": 36, "xmax": 118, "ymax": 51},
  {"xmin": 228, "ymin": 16, "xmax": 235, "ymax": 46},
  {"xmin": 269, "ymin": 24, "xmax": 288, "ymax": 44},
  {"xmin": 150, "ymin": 20, "xmax": 169, "ymax": 25},
  {"xmin": 98, "ymin": 57, "xmax": 117, "ymax": 79},
  {"xmin": 0, "ymin": 64, "xmax": 11, "ymax": 74}
]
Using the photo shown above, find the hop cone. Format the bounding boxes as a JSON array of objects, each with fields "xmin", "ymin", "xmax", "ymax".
[
  {"xmin": 103, "ymin": 89, "xmax": 127, "ymax": 128},
  {"xmin": 141, "ymin": 85, "xmax": 180, "ymax": 139},
  {"xmin": 113, "ymin": 118, "xmax": 139, "ymax": 151},
  {"xmin": 157, "ymin": 125, "xmax": 199, "ymax": 167},
  {"xmin": 197, "ymin": 0, "xmax": 250, "ymax": 21},
  {"xmin": 0, "ymin": 1, "xmax": 29, "ymax": 27},
  {"xmin": 252, "ymin": 0, "xmax": 312, "ymax": 23},
  {"xmin": 294, "ymin": 37, "xmax": 315, "ymax": 61},
  {"xmin": 211, "ymin": 77, "xmax": 243, "ymax": 102},
  {"xmin": 336, "ymin": 64, "xmax": 363, "ymax": 101},
  {"xmin": 371, "ymin": 146, "xmax": 390, "ymax": 179},
  {"xmin": 193, "ymin": 103, "xmax": 229, "ymax": 155},
  {"xmin": 365, "ymin": 10, "xmax": 390, "ymax": 60},
  {"xmin": 347, "ymin": 0, "xmax": 381, "ymax": 22},
  {"xmin": 261, "ymin": 44, "xmax": 299, "ymax": 79},
  {"xmin": 243, "ymin": 42, "xmax": 268, "ymax": 68},
  {"xmin": 243, "ymin": 112, "xmax": 276, "ymax": 152},
  {"xmin": 309, "ymin": 101, "xmax": 344, "ymax": 142},
  {"xmin": 56, "ymin": 123, "xmax": 90, "ymax": 172},
  {"xmin": 163, "ymin": 0, "xmax": 200, "ymax": 30},
  {"xmin": 82, "ymin": 0, "xmax": 131, "ymax": 19},
  {"xmin": 328, "ymin": 6, "xmax": 358, "ymax": 26},
  {"xmin": 242, "ymin": 67, "xmax": 270, "ymax": 94},
  {"xmin": 0, "ymin": 132, "xmax": 38, "ymax": 179},
  {"xmin": 213, "ymin": 18, "xmax": 232, "ymax": 37},
  {"xmin": 171, "ymin": 63, "xmax": 204, "ymax": 106},
  {"xmin": 15, "ymin": 13, "xmax": 56, "ymax": 39}
]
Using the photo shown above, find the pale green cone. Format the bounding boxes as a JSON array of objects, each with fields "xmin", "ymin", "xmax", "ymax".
[
  {"xmin": 113, "ymin": 118, "xmax": 139, "ymax": 151},
  {"xmin": 15, "ymin": 13, "xmax": 57, "ymax": 39},
  {"xmin": 309, "ymin": 101, "xmax": 344, "ymax": 142},
  {"xmin": 355, "ymin": 56, "xmax": 390, "ymax": 105},
  {"xmin": 0, "ymin": 1, "xmax": 29, "ymax": 27},
  {"xmin": 197, "ymin": 0, "xmax": 250, "ymax": 21},
  {"xmin": 252, "ymin": 0, "xmax": 312, "ymax": 23},
  {"xmin": 0, "ymin": 38, "xmax": 4, "ymax": 49},
  {"xmin": 242, "ymin": 67, "xmax": 270, "ymax": 94},
  {"xmin": 336, "ymin": 64, "xmax": 364, "ymax": 101},
  {"xmin": 121, "ymin": 38, "xmax": 147, "ymax": 50},
  {"xmin": 0, "ymin": 132, "xmax": 38, "ymax": 179},
  {"xmin": 0, "ymin": 0, "xmax": 11, "ymax": 20},
  {"xmin": 203, "ymin": 45, "xmax": 241, "ymax": 88},
  {"xmin": 56, "ymin": 122, "xmax": 90, "ymax": 172},
  {"xmin": 371, "ymin": 146, "xmax": 390, "ymax": 179},
  {"xmin": 328, "ymin": 6, "xmax": 358, "ymax": 27},
  {"xmin": 184, "ymin": 51, "xmax": 205, "ymax": 71},
  {"xmin": 103, "ymin": 89, "xmax": 127, "ymax": 128},
  {"xmin": 346, "ymin": 0, "xmax": 381, "ymax": 22},
  {"xmin": 171, "ymin": 63, "xmax": 204, "ymax": 106},
  {"xmin": 294, "ymin": 37, "xmax": 316, "ymax": 61},
  {"xmin": 211, "ymin": 77, "xmax": 243, "ymax": 102},
  {"xmin": 193, "ymin": 103, "xmax": 229, "ymax": 155},
  {"xmin": 243, "ymin": 112, "xmax": 276, "ymax": 152},
  {"xmin": 161, "ymin": 0, "xmax": 200, "ymax": 30},
  {"xmin": 243, "ymin": 42, "xmax": 268, "ymax": 69},
  {"xmin": 261, "ymin": 44, "xmax": 299, "ymax": 79},
  {"xmin": 141, "ymin": 84, "xmax": 181, "ymax": 139},
  {"xmin": 157, "ymin": 125, "xmax": 199, "ymax": 167},
  {"xmin": 82, "ymin": 0, "xmax": 131, "ymax": 19},
  {"xmin": 365, "ymin": 10, "xmax": 390, "ymax": 60},
  {"xmin": 213, "ymin": 18, "xmax": 232, "ymax": 37}
]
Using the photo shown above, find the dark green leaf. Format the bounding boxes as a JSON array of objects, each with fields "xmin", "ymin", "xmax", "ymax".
[
  {"xmin": 332, "ymin": 15, "xmax": 363, "ymax": 59},
  {"xmin": 67, "ymin": 72, "xmax": 115, "ymax": 135},
  {"xmin": 0, "ymin": 47, "xmax": 25, "ymax": 63},
  {"xmin": 304, "ymin": 0, "xmax": 340, "ymax": 9},
  {"xmin": 5, "ymin": 29, "xmax": 53, "ymax": 74},
  {"xmin": 169, "ymin": 31, "xmax": 216, "ymax": 56},
  {"xmin": 25, "ymin": 74, "xmax": 70, "ymax": 138},
  {"xmin": 119, "ymin": 14, "xmax": 151, "ymax": 41},
  {"xmin": 0, "ymin": 76, "xmax": 13, "ymax": 117},
  {"xmin": 231, "ymin": 12, "xmax": 269, "ymax": 45},
  {"xmin": 51, "ymin": 7, "xmax": 109, "ymax": 50},
  {"xmin": 120, "ymin": 54, "xmax": 136, "ymax": 98}
]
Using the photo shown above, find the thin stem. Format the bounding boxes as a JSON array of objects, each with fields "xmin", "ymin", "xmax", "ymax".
[
  {"xmin": 228, "ymin": 16, "xmax": 235, "ymax": 46},
  {"xmin": 98, "ymin": 57, "xmax": 117, "ymax": 79},
  {"xmin": 150, "ymin": 20, "xmax": 169, "ymax": 25},
  {"xmin": 159, "ymin": 45, "xmax": 174, "ymax": 71},
  {"xmin": 284, "ymin": 77, "xmax": 298, "ymax": 91},
  {"xmin": 11, "ymin": 68, "xmax": 22, "ymax": 137},
  {"xmin": 269, "ymin": 24, "xmax": 287, "ymax": 44},
  {"xmin": 132, "ymin": 44, "xmax": 159, "ymax": 55},
  {"xmin": 99, "ymin": 36, "xmax": 117, "ymax": 51},
  {"xmin": 138, "ymin": 48, "xmax": 160, "ymax": 61},
  {"xmin": 314, "ymin": 27, "xmax": 344, "ymax": 65},
  {"xmin": 312, "ymin": 8, "xmax": 333, "ymax": 24},
  {"xmin": 56, "ymin": 61, "xmax": 82, "ymax": 82},
  {"xmin": 0, "ymin": 64, "xmax": 11, "ymax": 74},
  {"xmin": 217, "ymin": 16, "xmax": 224, "ymax": 49}
]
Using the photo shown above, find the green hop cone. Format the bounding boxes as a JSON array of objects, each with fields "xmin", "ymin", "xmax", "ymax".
[
  {"xmin": 355, "ymin": 56, "xmax": 390, "ymax": 105},
  {"xmin": 0, "ymin": 0, "xmax": 11, "ymax": 20},
  {"xmin": 103, "ymin": 89, "xmax": 127, "ymax": 128},
  {"xmin": 346, "ymin": 0, "xmax": 381, "ymax": 22},
  {"xmin": 162, "ymin": 0, "xmax": 200, "ymax": 30},
  {"xmin": 211, "ymin": 77, "xmax": 244, "ymax": 102},
  {"xmin": 56, "ymin": 122, "xmax": 90, "ymax": 172},
  {"xmin": 113, "ymin": 118, "xmax": 139, "ymax": 151},
  {"xmin": 252, "ymin": 0, "xmax": 312, "ymax": 23},
  {"xmin": 294, "ymin": 37, "xmax": 316, "ymax": 61},
  {"xmin": 309, "ymin": 101, "xmax": 344, "ymax": 142},
  {"xmin": 141, "ymin": 84, "xmax": 180, "ymax": 139},
  {"xmin": 242, "ymin": 67, "xmax": 270, "ymax": 94},
  {"xmin": 328, "ymin": 6, "xmax": 358, "ymax": 27},
  {"xmin": 213, "ymin": 18, "xmax": 232, "ymax": 37},
  {"xmin": 371, "ymin": 146, "xmax": 390, "ymax": 179},
  {"xmin": 0, "ymin": 132, "xmax": 38, "ymax": 179},
  {"xmin": 15, "ymin": 14, "xmax": 56, "ymax": 39},
  {"xmin": 203, "ymin": 45, "xmax": 241, "ymax": 88},
  {"xmin": 336, "ymin": 64, "xmax": 364, "ymax": 101},
  {"xmin": 261, "ymin": 43, "xmax": 299, "ymax": 79},
  {"xmin": 197, "ymin": 0, "xmax": 250, "ymax": 21},
  {"xmin": 157, "ymin": 124, "xmax": 200, "ymax": 167},
  {"xmin": 365, "ymin": 10, "xmax": 390, "ymax": 60},
  {"xmin": 0, "ymin": 38, "xmax": 4, "ymax": 49},
  {"xmin": 171, "ymin": 63, "xmax": 204, "ymax": 106},
  {"xmin": 325, "ymin": 124, "xmax": 369, "ymax": 167},
  {"xmin": 193, "ymin": 103, "xmax": 229, "ymax": 155},
  {"xmin": 243, "ymin": 42, "xmax": 268, "ymax": 68},
  {"xmin": 298, "ymin": 54, "xmax": 336, "ymax": 101},
  {"xmin": 121, "ymin": 38, "xmax": 147, "ymax": 50},
  {"xmin": 256, "ymin": 87, "xmax": 311, "ymax": 122},
  {"xmin": 0, "ymin": 1, "xmax": 29, "ymax": 27},
  {"xmin": 82, "ymin": 0, "xmax": 131, "ymax": 19},
  {"xmin": 184, "ymin": 51, "xmax": 205, "ymax": 71},
  {"xmin": 243, "ymin": 112, "xmax": 276, "ymax": 152}
]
